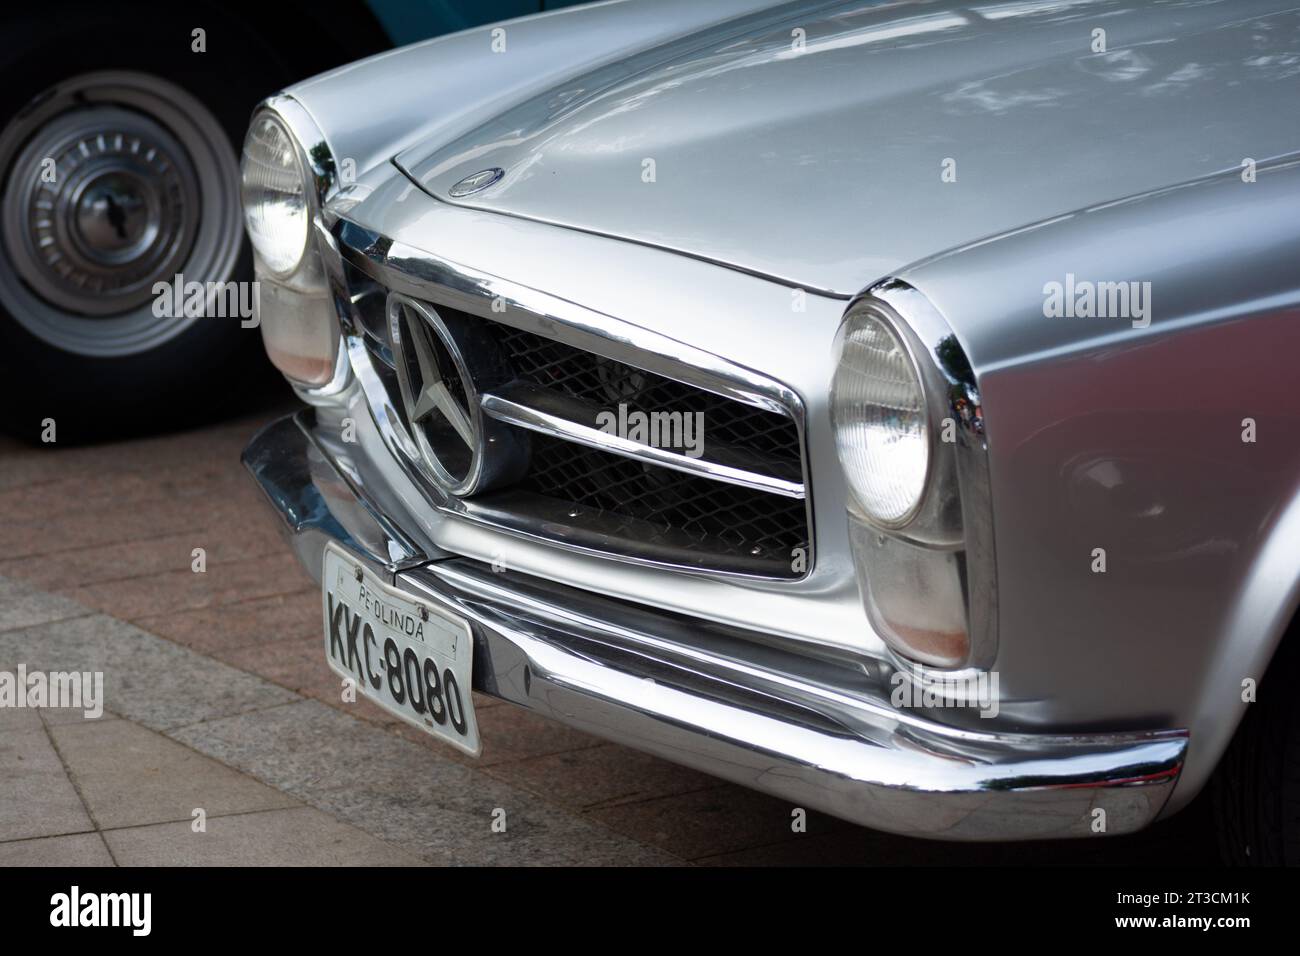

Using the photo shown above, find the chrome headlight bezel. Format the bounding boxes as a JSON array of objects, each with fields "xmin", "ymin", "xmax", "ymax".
[
  {"xmin": 831, "ymin": 280, "xmax": 995, "ymax": 671},
  {"xmin": 239, "ymin": 95, "xmax": 347, "ymax": 393}
]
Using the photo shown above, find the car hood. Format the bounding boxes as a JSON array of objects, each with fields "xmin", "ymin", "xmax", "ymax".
[{"xmin": 395, "ymin": 0, "xmax": 1300, "ymax": 296}]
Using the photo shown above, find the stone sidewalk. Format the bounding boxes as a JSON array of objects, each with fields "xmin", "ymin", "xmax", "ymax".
[
  {"xmin": 0, "ymin": 407, "xmax": 1221, "ymax": 865},
  {"xmin": 0, "ymin": 575, "xmax": 672, "ymax": 865}
]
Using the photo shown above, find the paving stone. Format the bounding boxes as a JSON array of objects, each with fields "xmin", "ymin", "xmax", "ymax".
[
  {"xmin": 220, "ymin": 635, "xmax": 400, "ymax": 728},
  {"xmin": 39, "ymin": 707, "xmax": 119, "ymax": 727},
  {"xmin": 1, "ymin": 494, "xmax": 270, "ymax": 562},
  {"xmin": 1, "ymin": 699, "xmax": 115, "ymax": 731},
  {"xmin": 483, "ymin": 743, "xmax": 718, "ymax": 811},
  {"xmin": 0, "ymin": 525, "xmax": 286, "ymax": 592},
  {"xmin": 404, "ymin": 704, "xmax": 603, "ymax": 768},
  {"xmin": 0, "ymin": 575, "xmax": 90, "ymax": 633},
  {"xmin": 585, "ymin": 784, "xmax": 841, "ymax": 861},
  {"xmin": 49, "ymin": 718, "xmax": 299, "ymax": 830},
  {"xmin": 0, "ymin": 707, "xmax": 43, "ymax": 733},
  {"xmin": 0, "ymin": 470, "xmax": 183, "ymax": 523},
  {"xmin": 0, "ymin": 833, "xmax": 115, "ymax": 867},
  {"xmin": 136, "ymin": 590, "xmax": 320, "ymax": 656},
  {"xmin": 0, "ymin": 614, "xmax": 298, "ymax": 732},
  {"xmin": 0, "ymin": 409, "xmax": 287, "ymax": 494},
  {"xmin": 103, "ymin": 806, "xmax": 424, "ymax": 866},
  {"xmin": 58, "ymin": 552, "xmax": 313, "ymax": 621},
  {"xmin": 0, "ymin": 728, "xmax": 93, "ymax": 841},
  {"xmin": 169, "ymin": 699, "xmax": 678, "ymax": 866}
]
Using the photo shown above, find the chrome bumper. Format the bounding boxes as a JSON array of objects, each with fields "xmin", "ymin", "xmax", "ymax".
[{"xmin": 242, "ymin": 410, "xmax": 1187, "ymax": 841}]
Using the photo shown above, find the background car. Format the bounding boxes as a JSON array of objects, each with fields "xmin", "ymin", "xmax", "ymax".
[{"xmin": 0, "ymin": 0, "xmax": 588, "ymax": 441}]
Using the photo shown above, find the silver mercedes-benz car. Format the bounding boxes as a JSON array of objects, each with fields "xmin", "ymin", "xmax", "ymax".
[{"xmin": 240, "ymin": 0, "xmax": 1300, "ymax": 862}]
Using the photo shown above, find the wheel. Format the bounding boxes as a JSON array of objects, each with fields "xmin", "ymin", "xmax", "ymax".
[
  {"xmin": 0, "ymin": 2, "xmax": 387, "ymax": 442},
  {"xmin": 1210, "ymin": 618, "xmax": 1300, "ymax": 865}
]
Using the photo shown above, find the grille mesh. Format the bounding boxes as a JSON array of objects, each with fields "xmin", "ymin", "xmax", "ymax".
[
  {"xmin": 486, "ymin": 323, "xmax": 802, "ymax": 469},
  {"xmin": 523, "ymin": 434, "xmax": 808, "ymax": 557}
]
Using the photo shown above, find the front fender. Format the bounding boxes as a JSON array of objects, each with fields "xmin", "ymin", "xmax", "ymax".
[{"xmin": 891, "ymin": 156, "xmax": 1300, "ymax": 808}]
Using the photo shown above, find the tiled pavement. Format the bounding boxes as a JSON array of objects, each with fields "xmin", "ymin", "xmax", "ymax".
[{"xmin": 0, "ymin": 405, "xmax": 1222, "ymax": 865}]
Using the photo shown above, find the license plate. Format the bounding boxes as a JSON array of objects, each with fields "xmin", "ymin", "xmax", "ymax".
[{"xmin": 321, "ymin": 543, "xmax": 479, "ymax": 755}]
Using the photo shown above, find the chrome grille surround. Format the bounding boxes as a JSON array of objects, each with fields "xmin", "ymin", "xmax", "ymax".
[{"xmin": 330, "ymin": 219, "xmax": 814, "ymax": 579}]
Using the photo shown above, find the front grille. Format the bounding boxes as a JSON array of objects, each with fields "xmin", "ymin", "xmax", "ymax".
[{"xmin": 344, "ymin": 257, "xmax": 810, "ymax": 577}]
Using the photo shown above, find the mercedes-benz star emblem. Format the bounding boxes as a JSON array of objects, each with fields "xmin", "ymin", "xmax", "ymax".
[
  {"xmin": 405, "ymin": 317, "xmax": 475, "ymax": 448},
  {"xmin": 448, "ymin": 167, "xmax": 504, "ymax": 197},
  {"xmin": 387, "ymin": 292, "xmax": 529, "ymax": 497}
]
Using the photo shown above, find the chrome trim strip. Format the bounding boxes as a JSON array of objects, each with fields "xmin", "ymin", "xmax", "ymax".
[
  {"xmin": 338, "ymin": 222, "xmax": 802, "ymax": 419},
  {"xmin": 243, "ymin": 412, "xmax": 1187, "ymax": 841},
  {"xmin": 258, "ymin": 94, "xmax": 337, "ymax": 214},
  {"xmin": 251, "ymin": 95, "xmax": 353, "ymax": 402},
  {"xmin": 480, "ymin": 386, "xmax": 806, "ymax": 499}
]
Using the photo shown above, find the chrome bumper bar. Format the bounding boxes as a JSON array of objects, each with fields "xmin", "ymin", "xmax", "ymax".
[{"xmin": 242, "ymin": 411, "xmax": 1187, "ymax": 841}]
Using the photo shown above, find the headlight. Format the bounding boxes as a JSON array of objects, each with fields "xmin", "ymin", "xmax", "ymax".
[
  {"xmin": 830, "ymin": 305, "xmax": 930, "ymax": 527},
  {"xmin": 239, "ymin": 100, "xmax": 340, "ymax": 389},
  {"xmin": 832, "ymin": 285, "xmax": 994, "ymax": 671},
  {"xmin": 240, "ymin": 113, "xmax": 309, "ymax": 276}
]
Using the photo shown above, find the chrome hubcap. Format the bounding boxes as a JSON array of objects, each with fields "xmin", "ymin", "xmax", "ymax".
[
  {"xmin": 0, "ymin": 71, "xmax": 241, "ymax": 357},
  {"xmin": 8, "ymin": 109, "xmax": 200, "ymax": 316}
]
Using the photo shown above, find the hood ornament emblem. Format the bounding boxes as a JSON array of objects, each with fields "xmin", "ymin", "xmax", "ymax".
[{"xmin": 448, "ymin": 167, "xmax": 504, "ymax": 197}]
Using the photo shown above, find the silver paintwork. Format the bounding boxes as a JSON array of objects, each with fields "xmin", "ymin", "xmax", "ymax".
[
  {"xmin": 397, "ymin": 0, "xmax": 1300, "ymax": 296},
  {"xmin": 243, "ymin": 410, "xmax": 1187, "ymax": 841},
  {"xmin": 242, "ymin": 0, "xmax": 1300, "ymax": 834},
  {"xmin": 896, "ymin": 153, "xmax": 1300, "ymax": 812}
]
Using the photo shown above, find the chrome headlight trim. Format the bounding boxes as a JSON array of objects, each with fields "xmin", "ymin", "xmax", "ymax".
[
  {"xmin": 836, "ymin": 279, "xmax": 998, "ymax": 670},
  {"xmin": 252, "ymin": 94, "xmax": 339, "ymax": 217},
  {"xmin": 247, "ymin": 94, "xmax": 352, "ymax": 401}
]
